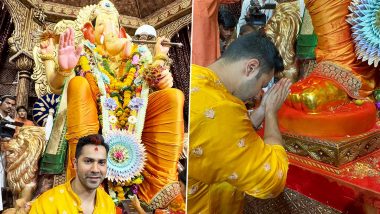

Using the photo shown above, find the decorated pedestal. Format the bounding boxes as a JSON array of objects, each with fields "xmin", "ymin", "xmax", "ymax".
[
  {"xmin": 273, "ymin": 94, "xmax": 380, "ymax": 213},
  {"xmin": 282, "ymin": 127, "xmax": 380, "ymax": 168},
  {"xmin": 275, "ymin": 114, "xmax": 380, "ymax": 213}
]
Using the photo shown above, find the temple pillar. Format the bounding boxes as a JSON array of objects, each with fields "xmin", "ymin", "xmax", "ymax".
[{"xmin": 10, "ymin": 51, "xmax": 34, "ymax": 107}]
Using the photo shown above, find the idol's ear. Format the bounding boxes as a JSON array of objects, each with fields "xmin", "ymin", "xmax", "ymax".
[
  {"xmin": 119, "ymin": 27, "xmax": 127, "ymax": 38},
  {"xmin": 82, "ymin": 22, "xmax": 95, "ymax": 43}
]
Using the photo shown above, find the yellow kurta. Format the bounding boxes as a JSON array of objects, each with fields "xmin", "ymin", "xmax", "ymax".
[
  {"xmin": 29, "ymin": 178, "xmax": 115, "ymax": 214},
  {"xmin": 188, "ymin": 64, "xmax": 289, "ymax": 213}
]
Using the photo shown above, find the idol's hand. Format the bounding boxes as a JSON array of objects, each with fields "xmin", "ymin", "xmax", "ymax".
[
  {"xmin": 40, "ymin": 37, "xmax": 55, "ymax": 56},
  {"xmin": 154, "ymin": 37, "xmax": 170, "ymax": 56},
  {"xmin": 58, "ymin": 28, "xmax": 83, "ymax": 71},
  {"xmin": 156, "ymin": 69, "xmax": 174, "ymax": 89}
]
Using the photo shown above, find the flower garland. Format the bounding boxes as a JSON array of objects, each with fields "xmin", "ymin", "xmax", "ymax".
[
  {"xmin": 108, "ymin": 175, "xmax": 144, "ymax": 203},
  {"xmin": 79, "ymin": 45, "xmax": 146, "ymax": 133}
]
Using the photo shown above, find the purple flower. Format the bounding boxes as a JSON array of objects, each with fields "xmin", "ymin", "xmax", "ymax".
[
  {"xmin": 130, "ymin": 184, "xmax": 138, "ymax": 195},
  {"xmin": 128, "ymin": 97, "xmax": 144, "ymax": 110},
  {"xmin": 132, "ymin": 55, "xmax": 140, "ymax": 65},
  {"xmin": 376, "ymin": 102, "xmax": 380, "ymax": 110},
  {"xmin": 104, "ymin": 98, "xmax": 117, "ymax": 111}
]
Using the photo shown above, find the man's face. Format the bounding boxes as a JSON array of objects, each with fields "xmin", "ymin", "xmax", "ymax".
[
  {"xmin": 136, "ymin": 34, "xmax": 155, "ymax": 41},
  {"xmin": 17, "ymin": 109, "xmax": 27, "ymax": 119},
  {"xmin": 74, "ymin": 144, "xmax": 107, "ymax": 191},
  {"xmin": 0, "ymin": 98, "xmax": 16, "ymax": 115},
  {"xmin": 219, "ymin": 25, "xmax": 234, "ymax": 41},
  {"xmin": 236, "ymin": 66, "xmax": 274, "ymax": 102}
]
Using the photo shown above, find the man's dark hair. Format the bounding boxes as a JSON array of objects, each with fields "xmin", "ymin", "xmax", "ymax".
[
  {"xmin": 221, "ymin": 32, "xmax": 284, "ymax": 76},
  {"xmin": 0, "ymin": 95, "xmax": 16, "ymax": 103},
  {"xmin": 16, "ymin": 106, "xmax": 27, "ymax": 112},
  {"xmin": 75, "ymin": 134, "xmax": 109, "ymax": 159},
  {"xmin": 218, "ymin": 8, "xmax": 237, "ymax": 29}
]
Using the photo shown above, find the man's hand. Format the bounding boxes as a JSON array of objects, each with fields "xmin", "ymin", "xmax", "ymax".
[
  {"xmin": 262, "ymin": 78, "xmax": 292, "ymax": 146},
  {"xmin": 264, "ymin": 78, "xmax": 292, "ymax": 114}
]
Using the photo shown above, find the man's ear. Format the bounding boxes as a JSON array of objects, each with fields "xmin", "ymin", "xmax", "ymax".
[
  {"xmin": 245, "ymin": 58, "xmax": 260, "ymax": 77},
  {"xmin": 82, "ymin": 22, "xmax": 95, "ymax": 43}
]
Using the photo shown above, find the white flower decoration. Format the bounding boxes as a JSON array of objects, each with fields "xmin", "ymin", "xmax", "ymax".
[
  {"xmin": 204, "ymin": 109, "xmax": 215, "ymax": 119},
  {"xmin": 128, "ymin": 116, "xmax": 137, "ymax": 124},
  {"xmin": 191, "ymin": 87, "xmax": 200, "ymax": 93},
  {"xmin": 277, "ymin": 170, "xmax": 284, "ymax": 179},
  {"xmin": 263, "ymin": 163, "xmax": 271, "ymax": 172},
  {"xmin": 228, "ymin": 172, "xmax": 238, "ymax": 181},
  {"xmin": 109, "ymin": 115, "xmax": 117, "ymax": 124},
  {"xmin": 238, "ymin": 138, "xmax": 245, "ymax": 148},
  {"xmin": 189, "ymin": 185, "xmax": 198, "ymax": 195}
]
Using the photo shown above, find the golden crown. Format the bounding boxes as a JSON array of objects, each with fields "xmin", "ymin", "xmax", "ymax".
[{"xmin": 90, "ymin": 0, "xmax": 119, "ymax": 21}]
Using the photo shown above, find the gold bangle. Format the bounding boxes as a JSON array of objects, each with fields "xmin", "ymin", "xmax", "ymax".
[
  {"xmin": 40, "ymin": 54, "xmax": 55, "ymax": 61},
  {"xmin": 153, "ymin": 54, "xmax": 169, "ymax": 62},
  {"xmin": 57, "ymin": 69, "xmax": 72, "ymax": 77}
]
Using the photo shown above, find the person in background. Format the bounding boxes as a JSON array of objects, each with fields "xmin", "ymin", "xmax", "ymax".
[
  {"xmin": 192, "ymin": 0, "xmax": 240, "ymax": 67},
  {"xmin": 15, "ymin": 106, "xmax": 34, "ymax": 126},
  {"xmin": 218, "ymin": 7, "xmax": 237, "ymax": 54},
  {"xmin": 237, "ymin": 0, "xmax": 277, "ymax": 35},
  {"xmin": 0, "ymin": 96, "xmax": 16, "ymax": 121},
  {"xmin": 0, "ymin": 95, "xmax": 16, "ymax": 211}
]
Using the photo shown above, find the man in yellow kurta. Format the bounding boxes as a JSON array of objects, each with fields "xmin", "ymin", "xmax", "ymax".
[
  {"xmin": 29, "ymin": 134, "xmax": 115, "ymax": 213},
  {"xmin": 189, "ymin": 32, "xmax": 292, "ymax": 213}
]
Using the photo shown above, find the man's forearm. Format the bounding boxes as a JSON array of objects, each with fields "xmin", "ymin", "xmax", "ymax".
[{"xmin": 263, "ymin": 111, "xmax": 283, "ymax": 146}]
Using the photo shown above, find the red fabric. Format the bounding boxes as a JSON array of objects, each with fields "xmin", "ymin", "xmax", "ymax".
[
  {"xmin": 286, "ymin": 151, "xmax": 380, "ymax": 213},
  {"xmin": 278, "ymin": 102, "xmax": 377, "ymax": 137}
]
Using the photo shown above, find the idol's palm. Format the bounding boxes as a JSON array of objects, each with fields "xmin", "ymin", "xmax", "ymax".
[{"xmin": 58, "ymin": 28, "xmax": 83, "ymax": 71}]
